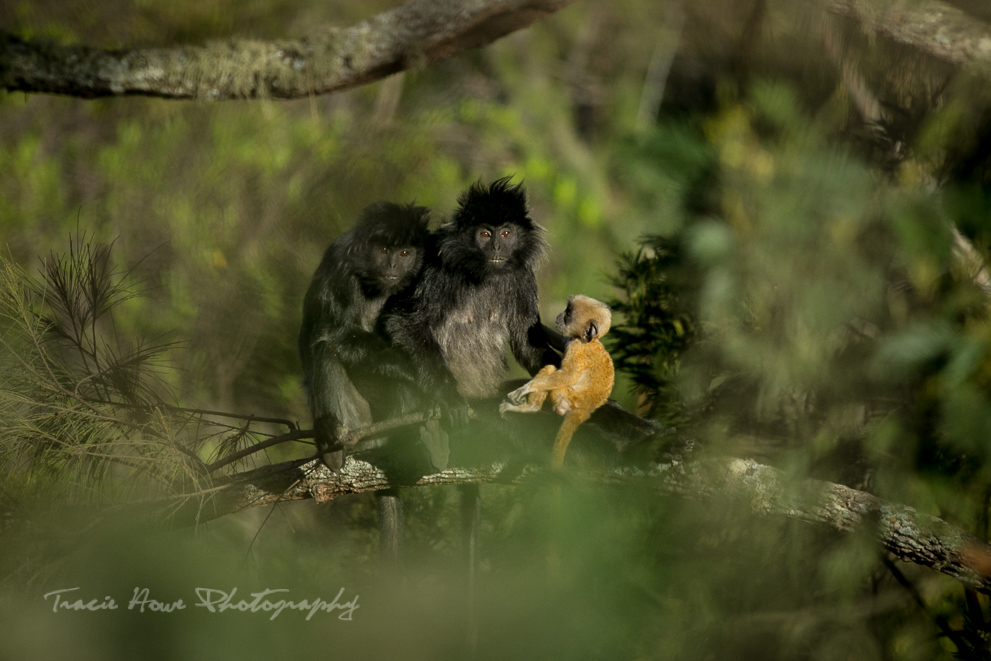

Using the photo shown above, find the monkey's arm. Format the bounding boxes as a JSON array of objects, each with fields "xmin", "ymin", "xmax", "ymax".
[
  {"xmin": 383, "ymin": 274, "xmax": 465, "ymax": 390},
  {"xmin": 383, "ymin": 302, "xmax": 471, "ymax": 427},
  {"xmin": 514, "ymin": 322, "xmax": 563, "ymax": 375},
  {"xmin": 335, "ymin": 328, "xmax": 418, "ymax": 382},
  {"xmin": 511, "ymin": 276, "xmax": 562, "ymax": 374},
  {"xmin": 307, "ymin": 341, "xmax": 375, "ymax": 470},
  {"xmin": 384, "ymin": 310, "xmax": 445, "ymax": 386},
  {"xmin": 540, "ymin": 323, "xmax": 568, "ymax": 354}
]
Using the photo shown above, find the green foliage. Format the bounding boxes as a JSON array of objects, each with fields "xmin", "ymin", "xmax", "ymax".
[
  {"xmin": 608, "ymin": 236, "xmax": 697, "ymax": 423},
  {"xmin": 0, "ymin": 235, "xmax": 307, "ymax": 519},
  {"xmin": 0, "ymin": 240, "xmax": 185, "ymax": 498},
  {"xmin": 605, "ymin": 81, "xmax": 991, "ymax": 656},
  {"xmin": 8, "ymin": 1, "xmax": 991, "ymax": 659}
]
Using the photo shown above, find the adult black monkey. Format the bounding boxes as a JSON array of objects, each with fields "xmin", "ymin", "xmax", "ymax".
[
  {"xmin": 298, "ymin": 201, "xmax": 429, "ymax": 471},
  {"xmin": 379, "ymin": 180, "xmax": 664, "ymax": 466},
  {"xmin": 381, "ymin": 178, "xmax": 559, "ymax": 648},
  {"xmin": 382, "ymin": 177, "xmax": 559, "ymax": 422}
]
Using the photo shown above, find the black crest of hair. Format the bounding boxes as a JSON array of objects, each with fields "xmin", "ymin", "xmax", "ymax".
[
  {"xmin": 299, "ymin": 200, "xmax": 429, "ymax": 472},
  {"xmin": 434, "ymin": 176, "xmax": 546, "ymax": 283},
  {"xmin": 348, "ymin": 201, "xmax": 431, "ymax": 250}
]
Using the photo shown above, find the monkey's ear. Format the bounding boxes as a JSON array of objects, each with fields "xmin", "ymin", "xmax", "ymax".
[{"xmin": 583, "ymin": 320, "xmax": 598, "ymax": 343}]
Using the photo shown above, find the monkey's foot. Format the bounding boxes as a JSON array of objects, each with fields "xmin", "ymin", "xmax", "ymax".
[
  {"xmin": 506, "ymin": 385, "xmax": 530, "ymax": 405},
  {"xmin": 320, "ymin": 448, "xmax": 345, "ymax": 472},
  {"xmin": 420, "ymin": 419, "xmax": 450, "ymax": 470},
  {"xmin": 500, "ymin": 400, "xmax": 541, "ymax": 417}
]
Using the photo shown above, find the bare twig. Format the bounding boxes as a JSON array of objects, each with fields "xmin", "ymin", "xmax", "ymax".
[
  {"xmin": 100, "ymin": 401, "xmax": 299, "ymax": 431},
  {"xmin": 202, "ymin": 409, "xmax": 443, "ymax": 473},
  {"xmin": 338, "ymin": 408, "xmax": 444, "ymax": 447},
  {"xmin": 203, "ymin": 429, "xmax": 313, "ymax": 474}
]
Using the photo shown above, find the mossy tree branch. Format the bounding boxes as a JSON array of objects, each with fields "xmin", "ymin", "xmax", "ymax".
[
  {"xmin": 0, "ymin": 0, "xmax": 576, "ymax": 100},
  {"xmin": 5, "ymin": 0, "xmax": 991, "ymax": 101},
  {"xmin": 822, "ymin": 0, "xmax": 991, "ymax": 70}
]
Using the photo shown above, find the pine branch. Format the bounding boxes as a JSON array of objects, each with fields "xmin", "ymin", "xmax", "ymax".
[{"xmin": 0, "ymin": 0, "xmax": 577, "ymax": 99}]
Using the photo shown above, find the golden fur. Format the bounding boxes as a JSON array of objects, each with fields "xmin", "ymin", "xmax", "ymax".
[{"xmin": 500, "ymin": 295, "xmax": 615, "ymax": 467}]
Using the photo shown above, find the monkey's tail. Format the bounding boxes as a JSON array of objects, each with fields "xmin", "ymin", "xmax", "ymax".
[{"xmin": 550, "ymin": 413, "xmax": 588, "ymax": 469}]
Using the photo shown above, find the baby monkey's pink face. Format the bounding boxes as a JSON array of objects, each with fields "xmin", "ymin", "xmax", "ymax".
[{"xmin": 554, "ymin": 295, "xmax": 611, "ymax": 342}]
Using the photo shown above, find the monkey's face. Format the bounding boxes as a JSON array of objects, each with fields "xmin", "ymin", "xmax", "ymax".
[
  {"xmin": 474, "ymin": 224, "xmax": 520, "ymax": 268},
  {"xmin": 555, "ymin": 295, "xmax": 612, "ymax": 342},
  {"xmin": 370, "ymin": 244, "xmax": 419, "ymax": 291},
  {"xmin": 554, "ymin": 302, "xmax": 575, "ymax": 335}
]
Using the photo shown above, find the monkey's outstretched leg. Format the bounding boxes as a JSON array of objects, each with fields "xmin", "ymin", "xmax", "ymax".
[{"xmin": 550, "ymin": 412, "xmax": 590, "ymax": 469}]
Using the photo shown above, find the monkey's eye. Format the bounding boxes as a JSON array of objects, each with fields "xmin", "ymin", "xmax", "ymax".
[
  {"xmin": 399, "ymin": 249, "xmax": 410, "ymax": 257},
  {"xmin": 379, "ymin": 247, "xmax": 388, "ymax": 254},
  {"xmin": 480, "ymin": 230, "xmax": 491, "ymax": 239},
  {"xmin": 500, "ymin": 228, "xmax": 512, "ymax": 238}
]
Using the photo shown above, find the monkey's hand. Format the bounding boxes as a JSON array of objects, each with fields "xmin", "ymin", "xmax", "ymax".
[
  {"xmin": 506, "ymin": 383, "xmax": 532, "ymax": 406},
  {"xmin": 441, "ymin": 399, "xmax": 472, "ymax": 431},
  {"xmin": 434, "ymin": 388, "xmax": 472, "ymax": 431},
  {"xmin": 313, "ymin": 415, "xmax": 346, "ymax": 472}
]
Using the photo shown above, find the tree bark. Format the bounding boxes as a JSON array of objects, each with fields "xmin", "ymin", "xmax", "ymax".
[
  {"xmin": 822, "ymin": 0, "xmax": 991, "ymax": 69},
  {"xmin": 166, "ymin": 450, "xmax": 991, "ymax": 593},
  {"xmin": 0, "ymin": 0, "xmax": 576, "ymax": 100},
  {"xmin": 5, "ymin": 0, "xmax": 991, "ymax": 101}
]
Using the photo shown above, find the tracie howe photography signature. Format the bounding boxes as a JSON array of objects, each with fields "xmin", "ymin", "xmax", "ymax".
[{"xmin": 43, "ymin": 586, "xmax": 360, "ymax": 621}]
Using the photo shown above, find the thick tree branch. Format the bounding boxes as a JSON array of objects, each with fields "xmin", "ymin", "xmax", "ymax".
[
  {"xmin": 165, "ymin": 451, "xmax": 991, "ymax": 592},
  {"xmin": 5, "ymin": 0, "xmax": 991, "ymax": 100},
  {"xmin": 0, "ymin": 0, "xmax": 576, "ymax": 99},
  {"xmin": 822, "ymin": 0, "xmax": 991, "ymax": 70}
]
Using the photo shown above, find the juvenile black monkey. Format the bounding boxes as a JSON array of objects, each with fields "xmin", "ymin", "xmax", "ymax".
[
  {"xmin": 382, "ymin": 177, "xmax": 559, "ymax": 421},
  {"xmin": 500, "ymin": 295, "xmax": 615, "ymax": 468},
  {"xmin": 298, "ymin": 201, "xmax": 429, "ymax": 471}
]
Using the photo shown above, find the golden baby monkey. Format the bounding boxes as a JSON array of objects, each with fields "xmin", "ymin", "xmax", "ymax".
[{"xmin": 500, "ymin": 295, "xmax": 615, "ymax": 468}]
